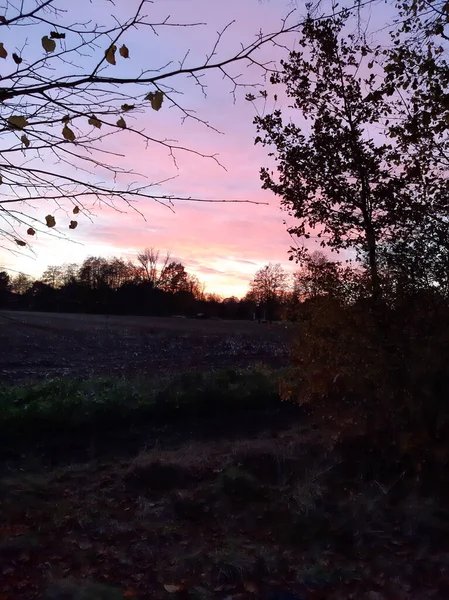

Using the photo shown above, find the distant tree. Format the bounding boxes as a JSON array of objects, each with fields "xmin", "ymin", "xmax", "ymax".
[
  {"xmin": 105, "ymin": 258, "xmax": 134, "ymax": 290},
  {"xmin": 25, "ymin": 280, "xmax": 59, "ymax": 311},
  {"xmin": 294, "ymin": 251, "xmax": 343, "ymax": 301},
  {"xmin": 206, "ymin": 293, "xmax": 223, "ymax": 303},
  {"xmin": 221, "ymin": 296, "xmax": 241, "ymax": 319},
  {"xmin": 159, "ymin": 261, "xmax": 188, "ymax": 293},
  {"xmin": 250, "ymin": 263, "xmax": 289, "ymax": 304},
  {"xmin": 249, "ymin": 263, "xmax": 289, "ymax": 321},
  {"xmin": 41, "ymin": 265, "xmax": 63, "ymax": 288},
  {"xmin": 78, "ymin": 256, "xmax": 111, "ymax": 290},
  {"xmin": 11, "ymin": 272, "xmax": 32, "ymax": 294},
  {"xmin": 183, "ymin": 273, "xmax": 205, "ymax": 299},
  {"xmin": 0, "ymin": 271, "xmax": 10, "ymax": 292},
  {"xmin": 60, "ymin": 263, "xmax": 80, "ymax": 286},
  {"xmin": 0, "ymin": 270, "xmax": 11, "ymax": 307},
  {"xmin": 137, "ymin": 248, "xmax": 171, "ymax": 288}
]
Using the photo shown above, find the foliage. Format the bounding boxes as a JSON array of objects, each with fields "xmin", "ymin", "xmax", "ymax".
[
  {"xmin": 372, "ymin": 0, "xmax": 449, "ymax": 296},
  {"xmin": 249, "ymin": 263, "xmax": 289, "ymax": 304},
  {"xmin": 253, "ymin": 10, "xmax": 449, "ymax": 300},
  {"xmin": 10, "ymin": 271, "xmax": 32, "ymax": 294},
  {"xmin": 282, "ymin": 294, "xmax": 449, "ymax": 478},
  {"xmin": 293, "ymin": 251, "xmax": 343, "ymax": 302},
  {"xmin": 265, "ymin": 1, "xmax": 449, "ymax": 478},
  {"xmin": 0, "ymin": 269, "xmax": 10, "ymax": 291},
  {"xmin": 247, "ymin": 263, "xmax": 289, "ymax": 321}
]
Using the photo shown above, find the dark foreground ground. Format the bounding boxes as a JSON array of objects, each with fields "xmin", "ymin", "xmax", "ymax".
[
  {"xmin": 2, "ymin": 418, "xmax": 449, "ymax": 600},
  {"xmin": 1, "ymin": 312, "xmax": 449, "ymax": 599},
  {"xmin": 0, "ymin": 311, "xmax": 290, "ymax": 384}
]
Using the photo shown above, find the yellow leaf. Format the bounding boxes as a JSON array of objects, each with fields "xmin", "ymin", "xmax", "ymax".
[
  {"xmin": 146, "ymin": 90, "xmax": 164, "ymax": 111},
  {"xmin": 45, "ymin": 215, "xmax": 56, "ymax": 228},
  {"xmin": 116, "ymin": 117, "xmax": 126, "ymax": 129},
  {"xmin": 15, "ymin": 239, "xmax": 26, "ymax": 247},
  {"xmin": 42, "ymin": 36, "xmax": 56, "ymax": 53},
  {"xmin": 105, "ymin": 45, "xmax": 116, "ymax": 65},
  {"xmin": 27, "ymin": 227, "xmax": 35, "ymax": 236},
  {"xmin": 21, "ymin": 134, "xmax": 30, "ymax": 148},
  {"xmin": 69, "ymin": 220, "xmax": 78, "ymax": 229},
  {"xmin": 0, "ymin": 43, "xmax": 7, "ymax": 59},
  {"xmin": 73, "ymin": 206, "xmax": 80, "ymax": 214},
  {"xmin": 163, "ymin": 584, "xmax": 184, "ymax": 593},
  {"xmin": 243, "ymin": 581, "xmax": 259, "ymax": 594},
  {"xmin": 8, "ymin": 115, "xmax": 29, "ymax": 129},
  {"xmin": 88, "ymin": 115, "xmax": 102, "ymax": 129},
  {"xmin": 62, "ymin": 125, "xmax": 75, "ymax": 141},
  {"xmin": 119, "ymin": 44, "xmax": 129, "ymax": 58},
  {"xmin": 121, "ymin": 104, "xmax": 135, "ymax": 112}
]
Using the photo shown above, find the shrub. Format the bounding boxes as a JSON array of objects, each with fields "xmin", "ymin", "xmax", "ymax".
[{"xmin": 282, "ymin": 293, "xmax": 449, "ymax": 485}]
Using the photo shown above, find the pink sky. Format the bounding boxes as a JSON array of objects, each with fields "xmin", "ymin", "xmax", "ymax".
[
  {"xmin": 1, "ymin": 0, "xmax": 305, "ymax": 297},
  {"xmin": 0, "ymin": 0, "xmax": 390, "ymax": 297}
]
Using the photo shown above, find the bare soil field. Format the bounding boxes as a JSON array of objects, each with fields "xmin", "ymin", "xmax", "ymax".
[{"xmin": 0, "ymin": 311, "xmax": 291, "ymax": 384}]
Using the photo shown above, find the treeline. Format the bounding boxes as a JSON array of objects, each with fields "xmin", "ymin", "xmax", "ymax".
[
  {"xmin": 0, "ymin": 250, "xmax": 255, "ymax": 319},
  {"xmin": 0, "ymin": 251, "xmax": 369, "ymax": 322},
  {"xmin": 244, "ymin": 246, "xmax": 449, "ymax": 322},
  {"xmin": 3, "ymin": 246, "xmax": 447, "ymax": 320}
]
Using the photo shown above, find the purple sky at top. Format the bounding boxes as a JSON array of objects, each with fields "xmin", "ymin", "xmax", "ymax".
[{"xmin": 0, "ymin": 0, "xmax": 395, "ymax": 297}]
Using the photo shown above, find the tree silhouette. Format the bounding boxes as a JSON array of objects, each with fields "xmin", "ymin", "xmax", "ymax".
[
  {"xmin": 137, "ymin": 248, "xmax": 170, "ymax": 288},
  {"xmin": 253, "ymin": 13, "xmax": 446, "ymax": 300},
  {"xmin": 249, "ymin": 262, "xmax": 288, "ymax": 322}
]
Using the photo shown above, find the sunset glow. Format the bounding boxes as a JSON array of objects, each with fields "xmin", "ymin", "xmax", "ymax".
[{"xmin": 0, "ymin": 0, "xmax": 304, "ymax": 297}]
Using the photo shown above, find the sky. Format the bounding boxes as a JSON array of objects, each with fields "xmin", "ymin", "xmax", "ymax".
[
  {"xmin": 0, "ymin": 0, "xmax": 393, "ymax": 297},
  {"xmin": 0, "ymin": 0, "xmax": 308, "ymax": 297}
]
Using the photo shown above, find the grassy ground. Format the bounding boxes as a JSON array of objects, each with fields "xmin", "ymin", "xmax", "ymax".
[
  {"xmin": 0, "ymin": 367, "xmax": 292, "ymax": 467},
  {"xmin": 2, "ymin": 368, "xmax": 449, "ymax": 599}
]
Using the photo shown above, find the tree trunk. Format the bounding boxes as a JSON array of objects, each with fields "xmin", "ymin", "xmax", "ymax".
[{"xmin": 366, "ymin": 225, "xmax": 381, "ymax": 302}]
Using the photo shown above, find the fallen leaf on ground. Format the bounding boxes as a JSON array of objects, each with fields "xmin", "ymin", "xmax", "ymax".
[
  {"xmin": 164, "ymin": 584, "xmax": 185, "ymax": 593},
  {"xmin": 243, "ymin": 581, "xmax": 259, "ymax": 594}
]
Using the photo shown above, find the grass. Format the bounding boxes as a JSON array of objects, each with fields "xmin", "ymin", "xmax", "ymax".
[{"xmin": 0, "ymin": 367, "xmax": 287, "ymax": 458}]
